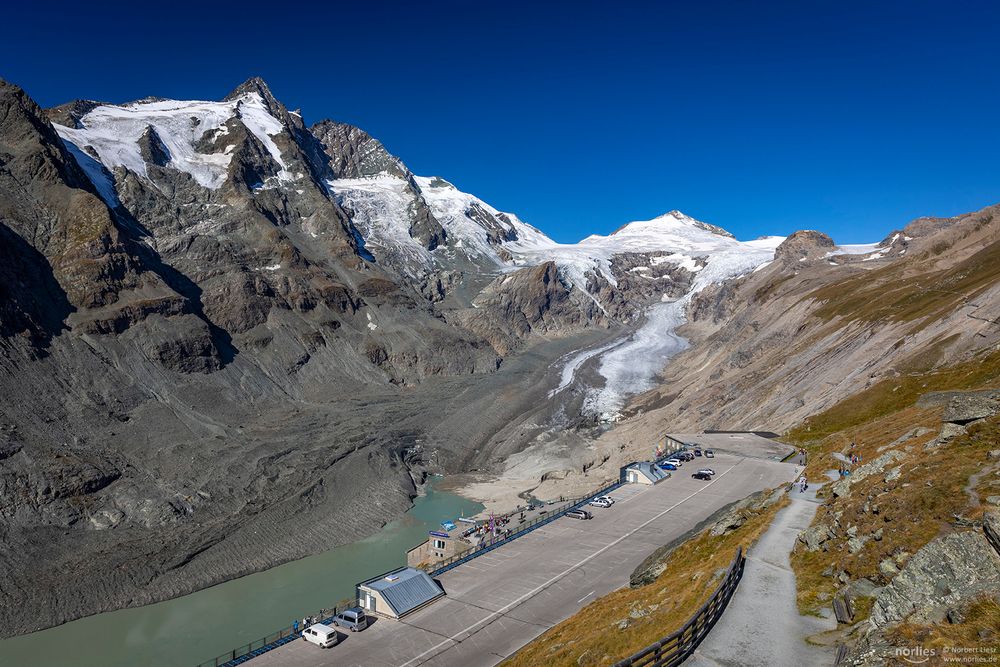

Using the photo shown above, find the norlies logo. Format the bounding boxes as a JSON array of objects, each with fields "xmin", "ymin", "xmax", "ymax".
[{"xmin": 896, "ymin": 646, "xmax": 936, "ymax": 664}]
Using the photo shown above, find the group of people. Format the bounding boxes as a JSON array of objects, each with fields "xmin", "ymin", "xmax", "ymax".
[
  {"xmin": 292, "ymin": 612, "xmax": 326, "ymax": 633},
  {"xmin": 797, "ymin": 475, "xmax": 809, "ymax": 493},
  {"xmin": 838, "ymin": 441, "xmax": 863, "ymax": 477}
]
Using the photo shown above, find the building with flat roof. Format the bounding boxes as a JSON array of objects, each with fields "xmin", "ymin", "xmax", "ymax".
[
  {"xmin": 357, "ymin": 567, "xmax": 445, "ymax": 619},
  {"xmin": 406, "ymin": 523, "xmax": 477, "ymax": 568},
  {"xmin": 624, "ymin": 461, "xmax": 669, "ymax": 484}
]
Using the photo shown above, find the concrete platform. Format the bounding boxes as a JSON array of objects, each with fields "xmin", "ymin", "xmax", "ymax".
[{"xmin": 252, "ymin": 447, "xmax": 801, "ymax": 667}]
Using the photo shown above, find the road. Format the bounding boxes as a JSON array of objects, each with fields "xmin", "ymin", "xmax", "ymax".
[
  {"xmin": 254, "ymin": 446, "xmax": 801, "ymax": 667},
  {"xmin": 688, "ymin": 480, "xmax": 836, "ymax": 666}
]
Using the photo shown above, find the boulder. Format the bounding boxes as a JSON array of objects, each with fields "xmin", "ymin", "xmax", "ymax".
[
  {"xmin": 870, "ymin": 531, "xmax": 1000, "ymax": 626},
  {"xmin": 925, "ymin": 422, "xmax": 968, "ymax": 449},
  {"xmin": 799, "ymin": 523, "xmax": 833, "ymax": 552},
  {"xmin": 943, "ymin": 390, "xmax": 1000, "ymax": 424},
  {"xmin": 878, "ymin": 559, "xmax": 899, "ymax": 578},
  {"xmin": 848, "ymin": 535, "xmax": 871, "ymax": 554},
  {"xmin": 878, "ymin": 426, "xmax": 935, "ymax": 452},
  {"xmin": 831, "ymin": 450, "xmax": 906, "ymax": 498}
]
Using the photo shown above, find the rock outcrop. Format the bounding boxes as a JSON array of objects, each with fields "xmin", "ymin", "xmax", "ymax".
[
  {"xmin": 774, "ymin": 230, "xmax": 835, "ymax": 263},
  {"xmin": 455, "ymin": 261, "xmax": 607, "ymax": 354}
]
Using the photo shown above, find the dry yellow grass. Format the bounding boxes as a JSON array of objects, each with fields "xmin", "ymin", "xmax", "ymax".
[
  {"xmin": 793, "ymin": 414, "xmax": 1000, "ymax": 614},
  {"xmin": 502, "ymin": 494, "xmax": 788, "ymax": 667},
  {"xmin": 889, "ymin": 597, "xmax": 1000, "ymax": 659},
  {"xmin": 789, "ymin": 392, "xmax": 1000, "ymax": 615},
  {"xmin": 786, "ymin": 345, "xmax": 1000, "ymax": 444}
]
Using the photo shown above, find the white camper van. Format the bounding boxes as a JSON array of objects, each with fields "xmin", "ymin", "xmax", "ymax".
[{"xmin": 302, "ymin": 623, "xmax": 339, "ymax": 648}]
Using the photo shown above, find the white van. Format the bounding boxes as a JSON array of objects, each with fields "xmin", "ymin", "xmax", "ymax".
[{"xmin": 302, "ymin": 623, "xmax": 339, "ymax": 648}]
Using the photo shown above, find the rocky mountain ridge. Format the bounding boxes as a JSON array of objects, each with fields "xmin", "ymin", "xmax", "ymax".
[
  {"xmin": 0, "ymin": 76, "xmax": 798, "ymax": 636},
  {"xmin": 0, "ymin": 75, "xmax": 932, "ymax": 639}
]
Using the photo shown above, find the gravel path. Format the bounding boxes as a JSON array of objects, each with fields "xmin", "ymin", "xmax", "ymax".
[{"xmin": 687, "ymin": 484, "xmax": 836, "ymax": 667}]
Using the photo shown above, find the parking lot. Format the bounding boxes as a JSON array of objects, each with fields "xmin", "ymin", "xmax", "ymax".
[{"xmin": 254, "ymin": 446, "xmax": 801, "ymax": 667}]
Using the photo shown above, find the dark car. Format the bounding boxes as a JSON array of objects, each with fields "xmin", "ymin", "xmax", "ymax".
[
  {"xmin": 333, "ymin": 607, "xmax": 368, "ymax": 632},
  {"xmin": 694, "ymin": 448, "xmax": 703, "ymax": 457},
  {"xmin": 566, "ymin": 509, "xmax": 592, "ymax": 520},
  {"xmin": 692, "ymin": 471, "xmax": 713, "ymax": 481}
]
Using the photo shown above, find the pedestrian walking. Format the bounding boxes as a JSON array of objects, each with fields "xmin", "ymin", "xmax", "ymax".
[{"xmin": 293, "ymin": 619, "xmax": 299, "ymax": 634}]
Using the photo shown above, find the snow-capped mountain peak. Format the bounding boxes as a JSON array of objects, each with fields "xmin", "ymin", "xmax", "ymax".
[
  {"xmin": 52, "ymin": 90, "xmax": 294, "ymax": 200},
  {"xmin": 606, "ymin": 210, "xmax": 736, "ymax": 242}
]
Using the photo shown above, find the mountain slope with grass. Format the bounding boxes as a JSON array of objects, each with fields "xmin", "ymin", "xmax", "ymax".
[{"xmin": 505, "ymin": 205, "xmax": 1000, "ymax": 666}]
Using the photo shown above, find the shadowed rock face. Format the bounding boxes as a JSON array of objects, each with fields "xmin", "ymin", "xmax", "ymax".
[
  {"xmin": 0, "ymin": 78, "xmax": 512, "ymax": 636},
  {"xmin": 455, "ymin": 261, "xmax": 605, "ymax": 355},
  {"xmin": 311, "ymin": 119, "xmax": 447, "ymax": 252},
  {"xmin": 311, "ymin": 120, "xmax": 410, "ymax": 180}
]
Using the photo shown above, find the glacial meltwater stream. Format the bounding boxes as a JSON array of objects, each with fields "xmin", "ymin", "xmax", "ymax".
[{"xmin": 0, "ymin": 479, "xmax": 482, "ymax": 667}]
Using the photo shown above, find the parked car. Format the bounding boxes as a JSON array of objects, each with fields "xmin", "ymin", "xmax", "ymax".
[
  {"xmin": 659, "ymin": 463, "xmax": 678, "ymax": 471},
  {"xmin": 665, "ymin": 458, "xmax": 682, "ymax": 467},
  {"xmin": 589, "ymin": 498, "xmax": 613, "ymax": 508},
  {"xmin": 566, "ymin": 509, "xmax": 593, "ymax": 520},
  {"xmin": 682, "ymin": 451, "xmax": 696, "ymax": 461},
  {"xmin": 692, "ymin": 471, "xmax": 713, "ymax": 481},
  {"xmin": 302, "ymin": 623, "xmax": 339, "ymax": 648},
  {"xmin": 697, "ymin": 468, "xmax": 716, "ymax": 476},
  {"xmin": 705, "ymin": 449, "xmax": 715, "ymax": 458},
  {"xmin": 596, "ymin": 495, "xmax": 615, "ymax": 505},
  {"xmin": 333, "ymin": 607, "xmax": 368, "ymax": 632},
  {"xmin": 693, "ymin": 448, "xmax": 703, "ymax": 457}
]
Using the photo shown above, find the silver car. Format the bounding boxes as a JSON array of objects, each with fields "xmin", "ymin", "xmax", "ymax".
[{"xmin": 333, "ymin": 607, "xmax": 368, "ymax": 632}]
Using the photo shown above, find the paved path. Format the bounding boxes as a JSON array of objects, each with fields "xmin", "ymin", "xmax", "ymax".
[
  {"xmin": 688, "ymin": 484, "xmax": 836, "ymax": 667},
  {"xmin": 253, "ymin": 448, "xmax": 801, "ymax": 667}
]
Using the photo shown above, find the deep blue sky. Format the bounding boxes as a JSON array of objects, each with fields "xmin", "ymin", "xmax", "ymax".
[{"xmin": 5, "ymin": 1, "xmax": 1000, "ymax": 243}]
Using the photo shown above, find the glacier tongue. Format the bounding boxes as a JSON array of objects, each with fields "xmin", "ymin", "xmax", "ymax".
[{"xmin": 579, "ymin": 235, "xmax": 784, "ymax": 421}]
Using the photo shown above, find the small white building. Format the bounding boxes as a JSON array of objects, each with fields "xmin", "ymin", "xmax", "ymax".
[
  {"xmin": 625, "ymin": 462, "xmax": 669, "ymax": 485},
  {"xmin": 357, "ymin": 567, "xmax": 445, "ymax": 619}
]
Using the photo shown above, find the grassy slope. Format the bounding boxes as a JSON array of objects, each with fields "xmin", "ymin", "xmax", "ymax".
[
  {"xmin": 785, "ymin": 346, "xmax": 1000, "ymax": 444},
  {"xmin": 501, "ymin": 495, "xmax": 787, "ymax": 667},
  {"xmin": 889, "ymin": 597, "xmax": 1000, "ymax": 652},
  {"xmin": 791, "ymin": 411, "xmax": 1000, "ymax": 615},
  {"xmin": 809, "ymin": 228, "xmax": 1000, "ymax": 330}
]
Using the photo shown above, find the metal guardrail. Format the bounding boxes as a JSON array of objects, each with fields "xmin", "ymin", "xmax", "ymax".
[
  {"xmin": 428, "ymin": 478, "xmax": 623, "ymax": 577},
  {"xmin": 612, "ymin": 548, "xmax": 746, "ymax": 667},
  {"xmin": 197, "ymin": 601, "xmax": 354, "ymax": 667}
]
